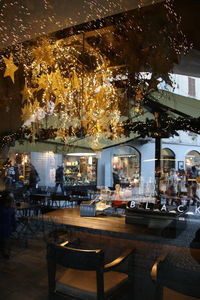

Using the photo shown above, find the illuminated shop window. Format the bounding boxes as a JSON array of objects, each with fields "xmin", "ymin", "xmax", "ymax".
[
  {"xmin": 162, "ymin": 148, "xmax": 175, "ymax": 173},
  {"xmin": 185, "ymin": 150, "xmax": 200, "ymax": 169},
  {"xmin": 112, "ymin": 146, "xmax": 140, "ymax": 187},
  {"xmin": 64, "ymin": 153, "xmax": 97, "ymax": 186}
]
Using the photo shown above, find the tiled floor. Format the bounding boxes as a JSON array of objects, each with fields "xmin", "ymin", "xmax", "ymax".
[{"xmin": 0, "ymin": 237, "xmax": 49, "ymax": 300}]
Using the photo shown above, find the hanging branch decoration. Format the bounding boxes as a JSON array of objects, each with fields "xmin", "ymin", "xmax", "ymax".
[
  {"xmin": 1, "ymin": 114, "xmax": 200, "ymax": 151},
  {"xmin": 123, "ymin": 116, "xmax": 200, "ymax": 139}
]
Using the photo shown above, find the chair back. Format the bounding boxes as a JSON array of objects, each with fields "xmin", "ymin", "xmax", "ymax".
[{"xmin": 47, "ymin": 242, "xmax": 104, "ymax": 271}]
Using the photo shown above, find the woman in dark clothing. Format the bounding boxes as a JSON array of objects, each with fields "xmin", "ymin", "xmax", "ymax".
[
  {"xmin": 186, "ymin": 166, "xmax": 199, "ymax": 205},
  {"xmin": 113, "ymin": 172, "xmax": 120, "ymax": 188},
  {"xmin": 14, "ymin": 163, "xmax": 19, "ymax": 182},
  {"xmin": 29, "ymin": 163, "xmax": 40, "ymax": 192},
  {"xmin": 54, "ymin": 165, "xmax": 65, "ymax": 194},
  {"xmin": 0, "ymin": 190, "xmax": 16, "ymax": 259}
]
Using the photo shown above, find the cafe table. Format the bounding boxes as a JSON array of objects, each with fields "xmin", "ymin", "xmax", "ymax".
[{"xmin": 30, "ymin": 193, "xmax": 50, "ymax": 206}]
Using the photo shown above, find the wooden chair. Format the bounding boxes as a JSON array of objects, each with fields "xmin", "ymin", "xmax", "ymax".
[
  {"xmin": 13, "ymin": 202, "xmax": 42, "ymax": 246},
  {"xmin": 47, "ymin": 240, "xmax": 134, "ymax": 300},
  {"xmin": 151, "ymin": 252, "xmax": 200, "ymax": 300}
]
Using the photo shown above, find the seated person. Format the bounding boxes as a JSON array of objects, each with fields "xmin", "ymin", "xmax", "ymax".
[{"xmin": 112, "ymin": 184, "xmax": 126, "ymax": 208}]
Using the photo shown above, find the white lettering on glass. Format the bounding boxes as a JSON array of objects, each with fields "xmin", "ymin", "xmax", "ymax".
[
  {"xmin": 145, "ymin": 202, "xmax": 150, "ymax": 210},
  {"xmin": 160, "ymin": 204, "xmax": 167, "ymax": 211},
  {"xmin": 195, "ymin": 206, "xmax": 200, "ymax": 214},
  {"xmin": 130, "ymin": 201, "xmax": 136, "ymax": 208},
  {"xmin": 177, "ymin": 205, "xmax": 184, "ymax": 213}
]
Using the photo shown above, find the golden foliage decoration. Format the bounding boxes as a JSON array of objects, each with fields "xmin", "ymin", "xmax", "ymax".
[
  {"xmin": 32, "ymin": 39, "xmax": 55, "ymax": 68},
  {"xmin": 3, "ymin": 54, "xmax": 18, "ymax": 83},
  {"xmin": 21, "ymin": 103, "xmax": 33, "ymax": 121},
  {"xmin": 55, "ymin": 129, "xmax": 66, "ymax": 139},
  {"xmin": 21, "ymin": 79, "xmax": 32, "ymax": 101},
  {"xmin": 37, "ymin": 74, "xmax": 49, "ymax": 91},
  {"xmin": 20, "ymin": 36, "xmax": 124, "ymax": 140},
  {"xmin": 71, "ymin": 70, "xmax": 80, "ymax": 91}
]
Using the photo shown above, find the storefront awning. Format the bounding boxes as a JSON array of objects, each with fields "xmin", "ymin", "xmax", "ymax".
[{"xmin": 151, "ymin": 90, "xmax": 200, "ymax": 119}]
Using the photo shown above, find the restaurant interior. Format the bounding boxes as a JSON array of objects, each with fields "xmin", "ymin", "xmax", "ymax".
[{"xmin": 0, "ymin": 0, "xmax": 200, "ymax": 299}]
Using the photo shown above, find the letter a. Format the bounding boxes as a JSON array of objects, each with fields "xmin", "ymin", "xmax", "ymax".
[{"xmin": 160, "ymin": 204, "xmax": 167, "ymax": 211}]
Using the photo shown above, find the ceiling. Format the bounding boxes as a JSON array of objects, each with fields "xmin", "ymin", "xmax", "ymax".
[{"xmin": 0, "ymin": 0, "xmax": 163, "ymax": 50}]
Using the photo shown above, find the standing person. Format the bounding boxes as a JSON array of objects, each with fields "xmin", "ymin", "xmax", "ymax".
[
  {"xmin": 29, "ymin": 163, "xmax": 40, "ymax": 193},
  {"xmin": 14, "ymin": 163, "xmax": 19, "ymax": 183},
  {"xmin": 186, "ymin": 166, "xmax": 198, "ymax": 205},
  {"xmin": 113, "ymin": 172, "xmax": 120, "ymax": 188},
  {"xmin": 177, "ymin": 168, "xmax": 187, "ymax": 202},
  {"xmin": 54, "ymin": 165, "xmax": 65, "ymax": 194},
  {"xmin": 190, "ymin": 165, "xmax": 199, "ymax": 205},
  {"xmin": 0, "ymin": 190, "xmax": 16, "ymax": 259},
  {"xmin": 5, "ymin": 166, "xmax": 15, "ymax": 190},
  {"xmin": 186, "ymin": 167, "xmax": 192, "ymax": 197},
  {"xmin": 166, "ymin": 168, "xmax": 178, "ymax": 205}
]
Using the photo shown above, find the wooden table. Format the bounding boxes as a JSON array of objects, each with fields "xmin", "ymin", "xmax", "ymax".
[{"xmin": 37, "ymin": 207, "xmax": 200, "ymax": 248}]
